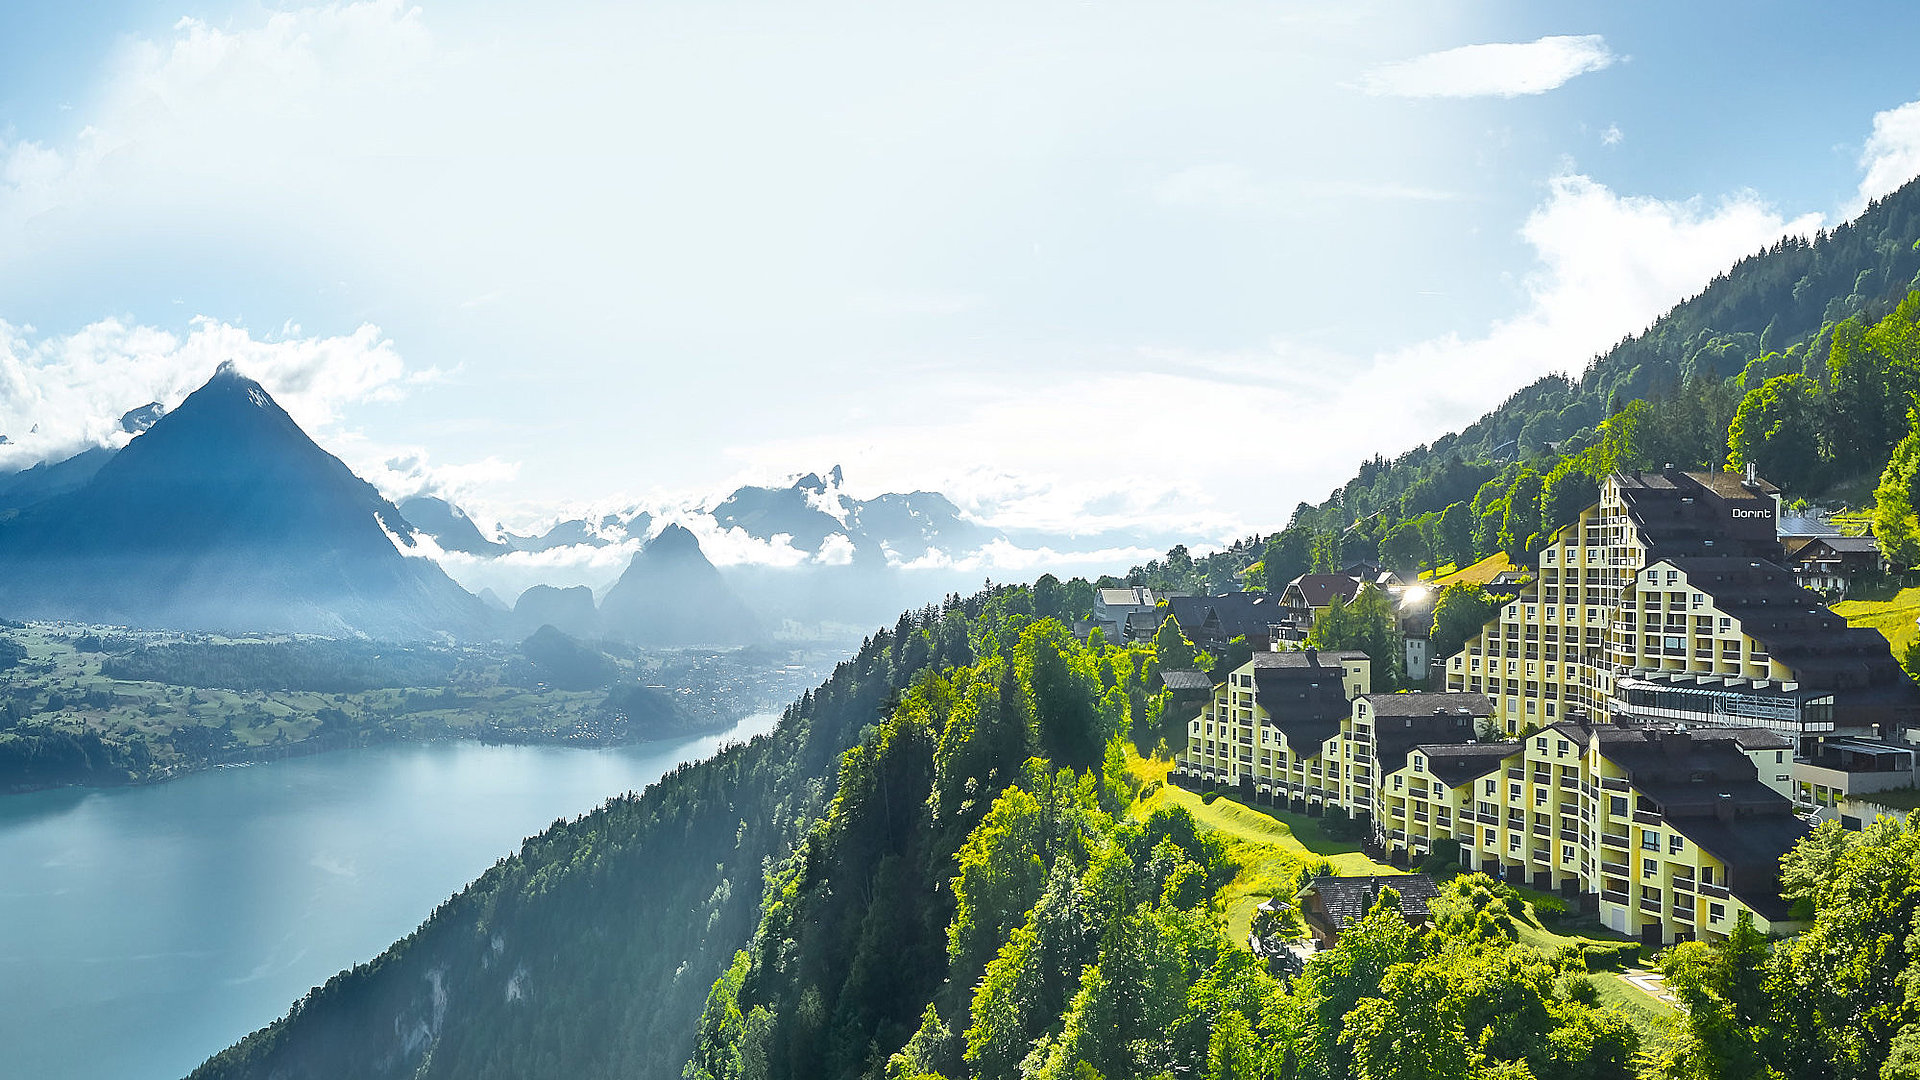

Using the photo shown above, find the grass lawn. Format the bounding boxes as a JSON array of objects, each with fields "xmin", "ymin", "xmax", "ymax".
[
  {"xmin": 1496, "ymin": 888, "xmax": 1679, "ymax": 1034},
  {"xmin": 1834, "ymin": 586, "xmax": 1920, "ymax": 659},
  {"xmin": 1126, "ymin": 749, "xmax": 1400, "ymax": 941},
  {"xmin": 1426, "ymin": 552, "xmax": 1514, "ymax": 588}
]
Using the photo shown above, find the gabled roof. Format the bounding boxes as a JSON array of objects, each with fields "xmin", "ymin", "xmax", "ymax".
[
  {"xmin": 1168, "ymin": 591, "xmax": 1278, "ymax": 641},
  {"xmin": 1160, "ymin": 670, "xmax": 1214, "ymax": 692},
  {"xmin": 1299, "ymin": 874, "xmax": 1441, "ymax": 931},
  {"xmin": 1795, "ymin": 535, "xmax": 1880, "ymax": 556},
  {"xmin": 1412, "ymin": 742, "xmax": 1521, "ymax": 787},
  {"xmin": 1281, "ymin": 574, "xmax": 1364, "ymax": 609},
  {"xmin": 1363, "ymin": 692, "xmax": 1496, "ymax": 775}
]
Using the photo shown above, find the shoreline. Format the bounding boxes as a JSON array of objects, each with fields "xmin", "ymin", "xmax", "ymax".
[{"xmin": 0, "ymin": 711, "xmax": 755, "ymax": 798}]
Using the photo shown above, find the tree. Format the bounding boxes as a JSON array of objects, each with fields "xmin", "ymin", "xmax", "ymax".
[
  {"xmin": 1151, "ymin": 616, "xmax": 1199, "ymax": 673},
  {"xmin": 1430, "ymin": 584, "xmax": 1497, "ymax": 661},
  {"xmin": 1538, "ymin": 464, "xmax": 1597, "ymax": 541},
  {"xmin": 1498, "ymin": 469, "xmax": 1544, "ymax": 563},
  {"xmin": 1260, "ymin": 530, "xmax": 1313, "ymax": 594},
  {"xmin": 1379, "ymin": 522, "xmax": 1430, "ymax": 579},
  {"xmin": 1437, "ymin": 502, "xmax": 1475, "ymax": 570},
  {"xmin": 1874, "ymin": 407, "xmax": 1920, "ymax": 570},
  {"xmin": 1307, "ymin": 585, "xmax": 1404, "ymax": 691},
  {"xmin": 1726, "ymin": 373, "xmax": 1825, "ymax": 492}
]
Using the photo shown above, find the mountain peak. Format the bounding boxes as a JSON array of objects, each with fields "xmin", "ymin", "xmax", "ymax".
[{"xmin": 644, "ymin": 522, "xmax": 704, "ymax": 557}]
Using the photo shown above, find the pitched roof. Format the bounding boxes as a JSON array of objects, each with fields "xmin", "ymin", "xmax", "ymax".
[
  {"xmin": 1282, "ymin": 573, "xmax": 1364, "ymax": 609},
  {"xmin": 1160, "ymin": 669, "xmax": 1214, "ymax": 692},
  {"xmin": 1250, "ymin": 651, "xmax": 1361, "ymax": 756},
  {"xmin": 1412, "ymin": 742, "xmax": 1521, "ymax": 786},
  {"xmin": 1300, "ymin": 874, "xmax": 1441, "ymax": 931},
  {"xmin": 1362, "ymin": 692, "xmax": 1497, "ymax": 774}
]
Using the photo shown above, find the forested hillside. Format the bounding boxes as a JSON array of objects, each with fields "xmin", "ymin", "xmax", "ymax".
[
  {"xmin": 1121, "ymin": 176, "xmax": 1920, "ymax": 596},
  {"xmin": 185, "ymin": 576, "xmax": 1920, "ymax": 1080},
  {"xmin": 180, "ymin": 177, "xmax": 1920, "ymax": 1080}
]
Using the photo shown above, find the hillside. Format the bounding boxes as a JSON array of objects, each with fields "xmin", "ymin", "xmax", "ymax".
[
  {"xmin": 174, "ymin": 179, "xmax": 1920, "ymax": 1080},
  {"xmin": 185, "ymin": 581, "xmax": 1920, "ymax": 1080},
  {"xmin": 1122, "ymin": 176, "xmax": 1920, "ymax": 596}
]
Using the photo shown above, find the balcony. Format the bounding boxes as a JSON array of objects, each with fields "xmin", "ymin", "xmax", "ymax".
[{"xmin": 1633, "ymin": 809, "xmax": 1663, "ymax": 826}]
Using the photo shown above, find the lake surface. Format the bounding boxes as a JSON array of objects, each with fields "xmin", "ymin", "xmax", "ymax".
[{"xmin": 0, "ymin": 713, "xmax": 779, "ymax": 1080}]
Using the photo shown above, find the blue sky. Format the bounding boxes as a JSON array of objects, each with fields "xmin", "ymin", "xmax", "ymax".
[{"xmin": 3, "ymin": 1, "xmax": 1920, "ymax": 559}]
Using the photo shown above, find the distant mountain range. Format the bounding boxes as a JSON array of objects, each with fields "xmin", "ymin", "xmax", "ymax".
[
  {"xmin": 0, "ymin": 370, "xmax": 760, "ymax": 645},
  {"xmin": 0, "ymin": 375, "xmax": 1150, "ymax": 642}
]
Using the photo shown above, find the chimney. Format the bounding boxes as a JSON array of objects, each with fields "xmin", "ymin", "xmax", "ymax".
[
  {"xmin": 1304, "ymin": 647, "xmax": 1319, "ymax": 667},
  {"xmin": 1744, "ymin": 461, "xmax": 1757, "ymax": 485},
  {"xmin": 1715, "ymin": 792, "xmax": 1735, "ymax": 823}
]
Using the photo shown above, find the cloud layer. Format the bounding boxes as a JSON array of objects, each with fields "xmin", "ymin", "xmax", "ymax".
[
  {"xmin": 1360, "ymin": 34, "xmax": 1617, "ymax": 98},
  {"xmin": 0, "ymin": 316, "xmax": 431, "ymax": 470}
]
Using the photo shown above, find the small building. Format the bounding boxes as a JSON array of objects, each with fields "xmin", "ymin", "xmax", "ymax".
[
  {"xmin": 1296, "ymin": 873, "xmax": 1442, "ymax": 947},
  {"xmin": 1091, "ymin": 586, "xmax": 1158, "ymax": 642},
  {"xmin": 1786, "ymin": 535, "xmax": 1882, "ymax": 595},
  {"xmin": 1167, "ymin": 590, "xmax": 1284, "ymax": 653},
  {"xmin": 1275, "ymin": 573, "xmax": 1366, "ymax": 643}
]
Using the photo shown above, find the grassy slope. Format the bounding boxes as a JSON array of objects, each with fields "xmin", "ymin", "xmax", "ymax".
[
  {"xmin": 1834, "ymin": 586, "xmax": 1920, "ymax": 659},
  {"xmin": 1127, "ymin": 749, "xmax": 1400, "ymax": 941},
  {"xmin": 1127, "ymin": 750, "xmax": 1680, "ymax": 1041},
  {"xmin": 1427, "ymin": 552, "xmax": 1515, "ymax": 588}
]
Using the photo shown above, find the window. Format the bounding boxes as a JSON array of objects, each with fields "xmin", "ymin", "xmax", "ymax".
[
  {"xmin": 1556, "ymin": 742, "xmax": 1568, "ymax": 758},
  {"xmin": 1668, "ymin": 835, "xmax": 1684, "ymax": 854},
  {"xmin": 1535, "ymin": 737, "xmax": 1548, "ymax": 752},
  {"xmin": 1611, "ymin": 796, "xmax": 1628, "ymax": 816},
  {"xmin": 1643, "ymin": 860, "xmax": 1657, "ymax": 879},
  {"xmin": 1563, "ymin": 844, "xmax": 1576, "ymax": 862},
  {"xmin": 1709, "ymin": 903, "xmax": 1726, "ymax": 922},
  {"xmin": 1641, "ymin": 832, "xmax": 1660, "ymax": 851},
  {"xmin": 1534, "ymin": 789, "xmax": 1547, "ymax": 806},
  {"xmin": 1508, "ymin": 835, "xmax": 1521, "ymax": 852},
  {"xmin": 1486, "ymin": 779, "xmax": 1497, "ymax": 796},
  {"xmin": 1412, "ymin": 754, "xmax": 1423, "ymax": 770},
  {"xmin": 1393, "ymin": 776, "xmax": 1403, "ymax": 790},
  {"xmin": 1775, "ymin": 751, "xmax": 1785, "ymax": 764}
]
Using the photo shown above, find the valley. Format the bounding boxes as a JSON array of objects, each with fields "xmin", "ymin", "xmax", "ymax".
[{"xmin": 0, "ymin": 619, "xmax": 840, "ymax": 792}]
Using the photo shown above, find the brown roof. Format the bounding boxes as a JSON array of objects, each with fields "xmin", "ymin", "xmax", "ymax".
[{"xmin": 1282, "ymin": 573, "xmax": 1364, "ymax": 609}]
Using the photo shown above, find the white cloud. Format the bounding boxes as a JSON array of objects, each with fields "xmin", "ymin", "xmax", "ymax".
[
  {"xmin": 1351, "ymin": 174, "xmax": 1820, "ymax": 430},
  {"xmin": 1359, "ymin": 34, "xmax": 1616, "ymax": 99},
  {"xmin": 725, "ymin": 172, "xmax": 1820, "ymax": 547},
  {"xmin": 0, "ymin": 315, "xmax": 436, "ymax": 471},
  {"xmin": 1855, "ymin": 97, "xmax": 1920, "ymax": 212},
  {"xmin": 1152, "ymin": 164, "xmax": 1454, "ymax": 213},
  {"xmin": 1601, "ymin": 123, "xmax": 1623, "ymax": 147}
]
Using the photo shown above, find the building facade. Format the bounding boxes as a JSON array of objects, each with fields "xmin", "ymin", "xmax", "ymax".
[
  {"xmin": 1441, "ymin": 468, "xmax": 1920, "ymax": 749},
  {"xmin": 1175, "ymin": 648, "xmax": 1807, "ymax": 944}
]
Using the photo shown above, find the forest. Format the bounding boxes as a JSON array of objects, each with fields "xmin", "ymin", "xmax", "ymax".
[
  {"xmin": 1116, "ymin": 179, "xmax": 1920, "ymax": 599},
  {"xmin": 178, "ymin": 177, "xmax": 1920, "ymax": 1080},
  {"xmin": 183, "ymin": 577, "xmax": 1920, "ymax": 1080}
]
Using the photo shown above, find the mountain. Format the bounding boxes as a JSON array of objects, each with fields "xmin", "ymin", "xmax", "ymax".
[
  {"xmin": 0, "ymin": 367, "xmax": 491, "ymax": 639},
  {"xmin": 598, "ymin": 524, "xmax": 761, "ymax": 646},
  {"xmin": 501, "ymin": 515, "xmax": 641, "ymax": 553},
  {"xmin": 512, "ymin": 583, "xmax": 598, "ymax": 638},
  {"xmin": 399, "ymin": 495, "xmax": 512, "ymax": 556},
  {"xmin": 0, "ymin": 445, "xmax": 115, "ymax": 515}
]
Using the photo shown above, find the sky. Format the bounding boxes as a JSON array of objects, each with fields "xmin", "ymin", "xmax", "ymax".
[{"xmin": 4, "ymin": 0, "xmax": 1920, "ymax": 556}]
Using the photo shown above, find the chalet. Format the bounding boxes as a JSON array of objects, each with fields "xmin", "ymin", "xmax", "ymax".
[
  {"xmin": 1090, "ymin": 586, "xmax": 1158, "ymax": 642},
  {"xmin": 1295, "ymin": 873, "xmax": 1441, "ymax": 947},
  {"xmin": 1785, "ymin": 535, "xmax": 1881, "ymax": 594}
]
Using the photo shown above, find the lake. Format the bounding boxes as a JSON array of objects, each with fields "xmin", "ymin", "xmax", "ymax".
[{"xmin": 0, "ymin": 713, "xmax": 779, "ymax": 1080}]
